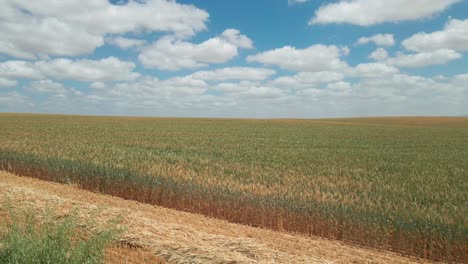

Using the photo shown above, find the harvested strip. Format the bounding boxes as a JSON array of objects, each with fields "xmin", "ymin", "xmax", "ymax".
[
  {"xmin": 0, "ymin": 171, "xmax": 427, "ymax": 263},
  {"xmin": 105, "ymin": 245, "xmax": 166, "ymax": 264}
]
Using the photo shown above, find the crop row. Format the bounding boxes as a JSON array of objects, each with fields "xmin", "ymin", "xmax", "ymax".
[{"xmin": 0, "ymin": 151, "xmax": 465, "ymax": 262}]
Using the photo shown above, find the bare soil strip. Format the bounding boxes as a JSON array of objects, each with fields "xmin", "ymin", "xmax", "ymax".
[{"xmin": 0, "ymin": 171, "xmax": 427, "ymax": 263}]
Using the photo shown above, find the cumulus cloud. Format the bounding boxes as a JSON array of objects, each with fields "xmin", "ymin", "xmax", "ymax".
[
  {"xmin": 347, "ymin": 63, "xmax": 399, "ymax": 78},
  {"xmin": 386, "ymin": 49, "xmax": 462, "ymax": 68},
  {"xmin": 0, "ymin": 57, "xmax": 139, "ymax": 82},
  {"xmin": 356, "ymin": 34, "xmax": 395, "ymax": 47},
  {"xmin": 36, "ymin": 57, "xmax": 139, "ymax": 82},
  {"xmin": 247, "ymin": 45, "xmax": 349, "ymax": 72},
  {"xmin": 403, "ymin": 19, "xmax": 468, "ymax": 52},
  {"xmin": 139, "ymin": 29, "xmax": 253, "ymax": 70},
  {"xmin": 90, "ymin": 82, "xmax": 107, "ymax": 90},
  {"xmin": 0, "ymin": 0, "xmax": 208, "ymax": 58},
  {"xmin": 454, "ymin": 73, "xmax": 468, "ymax": 82},
  {"xmin": 26, "ymin": 80, "xmax": 67, "ymax": 94},
  {"xmin": 213, "ymin": 82, "xmax": 286, "ymax": 98},
  {"xmin": 8, "ymin": 70, "xmax": 467, "ymax": 118},
  {"xmin": 0, "ymin": 16, "xmax": 103, "ymax": 59},
  {"xmin": 369, "ymin": 48, "xmax": 389, "ymax": 61},
  {"xmin": 0, "ymin": 1, "xmax": 466, "ymax": 118},
  {"xmin": 0, "ymin": 92, "xmax": 33, "ymax": 109},
  {"xmin": 0, "ymin": 78, "xmax": 17, "ymax": 87},
  {"xmin": 288, "ymin": 0, "xmax": 310, "ymax": 5},
  {"xmin": 0, "ymin": 61, "xmax": 43, "ymax": 79},
  {"xmin": 352, "ymin": 74, "xmax": 448, "ymax": 100},
  {"xmin": 107, "ymin": 37, "xmax": 145, "ymax": 49},
  {"xmin": 220, "ymin": 29, "xmax": 254, "ymax": 49},
  {"xmin": 367, "ymin": 43, "xmax": 462, "ymax": 68},
  {"xmin": 327, "ymin": 81, "xmax": 352, "ymax": 91},
  {"xmin": 270, "ymin": 71, "xmax": 344, "ymax": 88},
  {"xmin": 99, "ymin": 76, "xmax": 208, "ymax": 109},
  {"xmin": 310, "ymin": 0, "xmax": 460, "ymax": 26},
  {"xmin": 190, "ymin": 67, "xmax": 276, "ymax": 81}
]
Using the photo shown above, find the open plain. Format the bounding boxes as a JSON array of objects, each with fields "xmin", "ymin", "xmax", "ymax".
[{"xmin": 0, "ymin": 114, "xmax": 467, "ymax": 262}]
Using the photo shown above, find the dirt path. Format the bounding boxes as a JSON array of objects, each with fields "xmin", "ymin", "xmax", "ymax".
[{"xmin": 0, "ymin": 171, "xmax": 427, "ymax": 263}]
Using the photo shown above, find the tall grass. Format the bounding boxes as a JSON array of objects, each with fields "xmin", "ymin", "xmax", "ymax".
[
  {"xmin": 0, "ymin": 114, "xmax": 467, "ymax": 262},
  {"xmin": 0, "ymin": 204, "xmax": 118, "ymax": 264}
]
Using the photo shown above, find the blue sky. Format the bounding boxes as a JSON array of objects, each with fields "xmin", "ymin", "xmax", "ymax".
[{"xmin": 0, "ymin": 0, "xmax": 467, "ymax": 118}]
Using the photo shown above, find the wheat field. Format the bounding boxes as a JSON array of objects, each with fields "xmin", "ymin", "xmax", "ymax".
[{"xmin": 0, "ymin": 113, "xmax": 466, "ymax": 262}]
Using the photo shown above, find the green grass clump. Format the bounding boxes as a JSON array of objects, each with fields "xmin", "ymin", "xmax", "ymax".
[{"xmin": 0, "ymin": 205, "xmax": 117, "ymax": 264}]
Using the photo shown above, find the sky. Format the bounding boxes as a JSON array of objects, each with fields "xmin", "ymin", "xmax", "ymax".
[{"xmin": 0, "ymin": 0, "xmax": 467, "ymax": 118}]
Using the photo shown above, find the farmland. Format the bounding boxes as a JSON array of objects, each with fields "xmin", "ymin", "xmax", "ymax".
[
  {"xmin": 0, "ymin": 170, "xmax": 423, "ymax": 263},
  {"xmin": 0, "ymin": 113, "xmax": 467, "ymax": 262}
]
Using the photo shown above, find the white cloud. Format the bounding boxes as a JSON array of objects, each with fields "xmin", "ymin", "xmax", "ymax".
[
  {"xmin": 213, "ymin": 82, "xmax": 286, "ymax": 98},
  {"xmin": 0, "ymin": 61, "xmax": 43, "ymax": 79},
  {"xmin": 352, "ymin": 74, "xmax": 449, "ymax": 100},
  {"xmin": 369, "ymin": 48, "xmax": 389, "ymax": 61},
  {"xmin": 164, "ymin": 76, "xmax": 208, "ymax": 89},
  {"xmin": 288, "ymin": 0, "xmax": 310, "ymax": 5},
  {"xmin": 367, "ymin": 45, "xmax": 462, "ymax": 68},
  {"xmin": 139, "ymin": 29, "xmax": 253, "ymax": 70},
  {"xmin": 454, "ymin": 73, "xmax": 468, "ymax": 82},
  {"xmin": 270, "ymin": 71, "xmax": 344, "ymax": 88},
  {"xmin": 310, "ymin": 0, "xmax": 460, "ymax": 26},
  {"xmin": 0, "ymin": 78, "xmax": 17, "ymax": 87},
  {"xmin": 90, "ymin": 82, "xmax": 107, "ymax": 89},
  {"xmin": 26, "ymin": 80, "xmax": 67, "ymax": 94},
  {"xmin": 220, "ymin": 29, "xmax": 253, "ymax": 49},
  {"xmin": 9, "ymin": 70, "xmax": 467, "ymax": 118},
  {"xmin": 247, "ymin": 45, "xmax": 349, "ymax": 72},
  {"xmin": 386, "ymin": 49, "xmax": 462, "ymax": 68},
  {"xmin": 0, "ymin": 92, "xmax": 33, "ymax": 108},
  {"xmin": 357, "ymin": 34, "xmax": 395, "ymax": 47},
  {"xmin": 327, "ymin": 81, "xmax": 351, "ymax": 91},
  {"xmin": 0, "ymin": 1, "xmax": 466, "ymax": 118},
  {"xmin": 29, "ymin": 0, "xmax": 208, "ymax": 36},
  {"xmin": 190, "ymin": 67, "xmax": 276, "ymax": 81},
  {"xmin": 0, "ymin": 16, "xmax": 103, "ymax": 59},
  {"xmin": 403, "ymin": 19, "xmax": 468, "ymax": 52},
  {"xmin": 347, "ymin": 63, "xmax": 399, "ymax": 78},
  {"xmin": 107, "ymin": 37, "xmax": 145, "ymax": 49},
  {"xmin": 109, "ymin": 76, "xmax": 208, "ymax": 99},
  {"xmin": 0, "ymin": 0, "xmax": 208, "ymax": 58},
  {"xmin": 36, "ymin": 57, "xmax": 139, "ymax": 82},
  {"xmin": 0, "ymin": 57, "xmax": 139, "ymax": 82}
]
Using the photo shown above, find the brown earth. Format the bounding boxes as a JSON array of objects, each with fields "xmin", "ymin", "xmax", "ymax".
[{"xmin": 0, "ymin": 171, "xmax": 429, "ymax": 264}]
